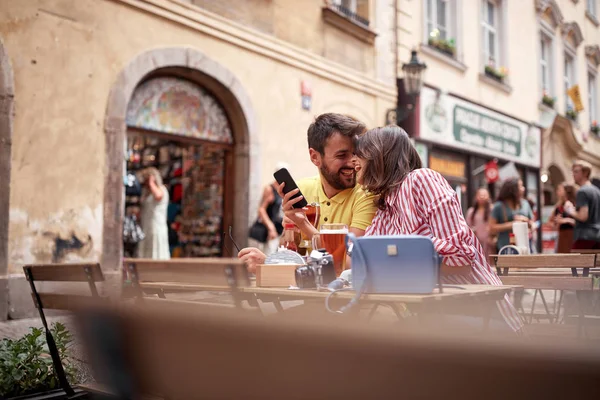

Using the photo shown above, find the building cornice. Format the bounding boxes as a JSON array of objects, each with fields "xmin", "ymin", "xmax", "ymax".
[
  {"xmin": 535, "ymin": 0, "xmax": 564, "ymax": 26},
  {"xmin": 108, "ymin": 0, "xmax": 397, "ymax": 102},
  {"xmin": 561, "ymin": 21, "xmax": 584, "ymax": 48},
  {"xmin": 585, "ymin": 45, "xmax": 600, "ymax": 66}
]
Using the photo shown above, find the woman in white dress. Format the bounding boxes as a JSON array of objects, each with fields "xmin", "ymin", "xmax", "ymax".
[{"xmin": 138, "ymin": 167, "xmax": 170, "ymax": 259}]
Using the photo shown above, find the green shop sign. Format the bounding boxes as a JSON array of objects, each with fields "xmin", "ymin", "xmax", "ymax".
[{"xmin": 453, "ymin": 105, "xmax": 521, "ymax": 157}]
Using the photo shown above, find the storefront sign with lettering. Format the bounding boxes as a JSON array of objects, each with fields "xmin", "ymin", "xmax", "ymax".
[{"xmin": 419, "ymin": 87, "xmax": 541, "ymax": 168}]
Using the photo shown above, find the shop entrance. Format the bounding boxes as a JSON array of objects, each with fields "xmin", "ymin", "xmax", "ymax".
[
  {"xmin": 123, "ymin": 76, "xmax": 234, "ymax": 259},
  {"xmin": 429, "ymin": 150, "xmax": 468, "ymax": 214}
]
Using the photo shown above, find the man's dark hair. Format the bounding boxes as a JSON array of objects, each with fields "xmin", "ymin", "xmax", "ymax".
[{"xmin": 307, "ymin": 113, "xmax": 366, "ymax": 154}]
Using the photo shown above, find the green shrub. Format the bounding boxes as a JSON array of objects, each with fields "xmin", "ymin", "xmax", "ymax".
[{"xmin": 0, "ymin": 322, "xmax": 78, "ymax": 398}]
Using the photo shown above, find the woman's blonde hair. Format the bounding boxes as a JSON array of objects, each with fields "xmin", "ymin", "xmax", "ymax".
[{"xmin": 142, "ymin": 167, "xmax": 163, "ymax": 186}]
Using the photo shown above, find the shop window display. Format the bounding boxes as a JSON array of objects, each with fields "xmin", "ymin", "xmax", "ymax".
[
  {"xmin": 123, "ymin": 76, "xmax": 233, "ymax": 258},
  {"xmin": 125, "ymin": 135, "xmax": 227, "ymax": 258}
]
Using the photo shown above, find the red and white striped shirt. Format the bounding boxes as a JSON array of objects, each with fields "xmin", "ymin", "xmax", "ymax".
[{"xmin": 365, "ymin": 168, "xmax": 523, "ymax": 333}]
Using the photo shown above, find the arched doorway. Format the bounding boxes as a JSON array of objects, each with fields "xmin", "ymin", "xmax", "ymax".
[
  {"xmin": 543, "ymin": 164, "xmax": 566, "ymax": 205},
  {"xmin": 0, "ymin": 37, "xmax": 14, "ymax": 318},
  {"xmin": 103, "ymin": 48, "xmax": 259, "ymax": 270},
  {"xmin": 124, "ymin": 76, "xmax": 234, "ymax": 258}
]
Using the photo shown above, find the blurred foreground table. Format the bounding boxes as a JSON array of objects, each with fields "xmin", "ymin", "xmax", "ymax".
[{"xmin": 241, "ymin": 284, "xmax": 517, "ymax": 330}]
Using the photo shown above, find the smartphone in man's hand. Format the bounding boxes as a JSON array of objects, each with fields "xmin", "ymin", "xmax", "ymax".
[{"xmin": 273, "ymin": 168, "xmax": 308, "ymax": 209}]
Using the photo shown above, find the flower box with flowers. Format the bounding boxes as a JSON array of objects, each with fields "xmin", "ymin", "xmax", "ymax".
[
  {"xmin": 484, "ymin": 65, "xmax": 507, "ymax": 83},
  {"xmin": 591, "ymin": 121, "xmax": 599, "ymax": 135},
  {"xmin": 428, "ymin": 38, "xmax": 456, "ymax": 58},
  {"xmin": 566, "ymin": 108, "xmax": 578, "ymax": 121},
  {"xmin": 542, "ymin": 92, "xmax": 556, "ymax": 108},
  {"xmin": 428, "ymin": 30, "xmax": 456, "ymax": 58}
]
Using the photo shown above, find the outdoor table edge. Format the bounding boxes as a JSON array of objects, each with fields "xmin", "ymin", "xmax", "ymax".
[{"xmin": 239, "ymin": 286, "xmax": 513, "ymax": 304}]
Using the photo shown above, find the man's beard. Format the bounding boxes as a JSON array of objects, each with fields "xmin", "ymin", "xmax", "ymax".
[{"xmin": 320, "ymin": 163, "xmax": 356, "ymax": 191}]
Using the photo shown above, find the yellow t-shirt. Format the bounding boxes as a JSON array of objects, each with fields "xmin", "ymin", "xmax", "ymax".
[{"xmin": 297, "ymin": 175, "xmax": 377, "ymax": 231}]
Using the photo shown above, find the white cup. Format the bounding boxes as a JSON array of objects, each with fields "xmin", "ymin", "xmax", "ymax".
[{"xmin": 512, "ymin": 221, "xmax": 530, "ymax": 255}]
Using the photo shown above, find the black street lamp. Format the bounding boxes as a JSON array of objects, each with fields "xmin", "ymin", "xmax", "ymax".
[{"xmin": 386, "ymin": 50, "xmax": 427, "ymax": 125}]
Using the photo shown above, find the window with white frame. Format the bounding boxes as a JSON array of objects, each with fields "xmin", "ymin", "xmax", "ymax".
[
  {"xmin": 564, "ymin": 52, "xmax": 576, "ymax": 111},
  {"xmin": 588, "ymin": 0, "xmax": 597, "ymax": 17},
  {"xmin": 334, "ymin": 0, "xmax": 357, "ymax": 12},
  {"xmin": 481, "ymin": 0, "xmax": 501, "ymax": 69},
  {"xmin": 427, "ymin": 0, "xmax": 450, "ymax": 40},
  {"xmin": 540, "ymin": 32, "xmax": 554, "ymax": 96},
  {"xmin": 424, "ymin": 0, "xmax": 459, "ymax": 58},
  {"xmin": 589, "ymin": 71, "xmax": 597, "ymax": 124}
]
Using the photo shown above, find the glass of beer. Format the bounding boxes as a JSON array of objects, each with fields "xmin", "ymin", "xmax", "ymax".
[
  {"xmin": 314, "ymin": 223, "xmax": 348, "ymax": 276},
  {"xmin": 299, "ymin": 203, "xmax": 320, "ymax": 253},
  {"xmin": 303, "ymin": 203, "xmax": 320, "ymax": 228}
]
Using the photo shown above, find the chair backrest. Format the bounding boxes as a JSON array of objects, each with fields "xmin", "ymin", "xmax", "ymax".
[
  {"xmin": 23, "ymin": 262, "xmax": 105, "ymax": 397},
  {"xmin": 125, "ymin": 258, "xmax": 249, "ymax": 287},
  {"xmin": 494, "ymin": 254, "xmax": 596, "ymax": 270},
  {"xmin": 571, "ymin": 249, "xmax": 600, "ymax": 267},
  {"xmin": 24, "ymin": 263, "xmax": 105, "ymax": 312},
  {"xmin": 124, "ymin": 258, "xmax": 250, "ymax": 306},
  {"xmin": 77, "ymin": 301, "xmax": 600, "ymax": 399}
]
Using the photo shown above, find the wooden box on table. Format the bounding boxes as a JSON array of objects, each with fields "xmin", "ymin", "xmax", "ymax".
[{"xmin": 255, "ymin": 264, "xmax": 300, "ymax": 287}]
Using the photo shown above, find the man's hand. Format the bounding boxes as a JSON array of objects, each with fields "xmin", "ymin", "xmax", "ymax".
[
  {"xmin": 276, "ymin": 182, "xmax": 308, "ymax": 227},
  {"xmin": 556, "ymin": 217, "xmax": 576, "ymax": 226},
  {"xmin": 238, "ymin": 247, "xmax": 266, "ymax": 274}
]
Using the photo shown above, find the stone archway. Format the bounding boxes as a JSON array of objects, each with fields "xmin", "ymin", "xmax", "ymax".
[
  {"xmin": 103, "ymin": 47, "xmax": 259, "ymax": 270},
  {"xmin": 548, "ymin": 164, "xmax": 566, "ymax": 186},
  {"xmin": 0, "ymin": 37, "xmax": 14, "ymax": 319}
]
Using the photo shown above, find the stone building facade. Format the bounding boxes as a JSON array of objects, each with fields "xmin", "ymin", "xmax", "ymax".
[
  {"xmin": 395, "ymin": 0, "xmax": 600, "ymax": 252},
  {"xmin": 0, "ymin": 0, "xmax": 397, "ymax": 319}
]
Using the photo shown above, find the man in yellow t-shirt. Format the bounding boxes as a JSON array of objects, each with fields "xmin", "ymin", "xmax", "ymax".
[
  {"xmin": 290, "ymin": 175, "xmax": 375, "ymax": 237},
  {"xmin": 239, "ymin": 113, "xmax": 377, "ymax": 271}
]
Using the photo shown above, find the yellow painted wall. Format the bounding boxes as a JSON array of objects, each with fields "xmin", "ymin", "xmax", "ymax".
[{"xmin": 0, "ymin": 0, "xmax": 395, "ymax": 272}]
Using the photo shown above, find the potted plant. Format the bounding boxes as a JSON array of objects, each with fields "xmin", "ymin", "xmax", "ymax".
[
  {"xmin": 591, "ymin": 120, "xmax": 599, "ymax": 135},
  {"xmin": 566, "ymin": 106, "xmax": 578, "ymax": 121},
  {"xmin": 484, "ymin": 61, "xmax": 508, "ymax": 83},
  {"xmin": 428, "ymin": 29, "xmax": 456, "ymax": 58},
  {"xmin": 542, "ymin": 91, "xmax": 555, "ymax": 108},
  {"xmin": 0, "ymin": 323, "xmax": 79, "ymax": 399}
]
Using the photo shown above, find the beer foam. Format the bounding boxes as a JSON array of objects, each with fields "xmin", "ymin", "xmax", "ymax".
[{"xmin": 320, "ymin": 228, "xmax": 348, "ymax": 234}]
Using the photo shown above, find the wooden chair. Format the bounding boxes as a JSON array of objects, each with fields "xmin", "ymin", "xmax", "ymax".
[
  {"xmin": 23, "ymin": 262, "xmax": 106, "ymax": 398},
  {"xmin": 569, "ymin": 249, "xmax": 600, "ymax": 277},
  {"xmin": 76, "ymin": 300, "xmax": 600, "ymax": 399},
  {"xmin": 492, "ymin": 254, "xmax": 596, "ymax": 335},
  {"xmin": 124, "ymin": 258, "xmax": 252, "ymax": 308}
]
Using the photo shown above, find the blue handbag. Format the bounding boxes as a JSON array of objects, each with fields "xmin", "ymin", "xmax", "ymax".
[{"xmin": 347, "ymin": 234, "xmax": 441, "ymax": 294}]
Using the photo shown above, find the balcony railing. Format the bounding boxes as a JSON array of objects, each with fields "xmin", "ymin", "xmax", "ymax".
[{"xmin": 330, "ymin": 3, "xmax": 370, "ymax": 27}]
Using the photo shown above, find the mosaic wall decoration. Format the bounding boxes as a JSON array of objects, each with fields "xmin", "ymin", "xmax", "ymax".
[{"xmin": 126, "ymin": 77, "xmax": 234, "ymax": 144}]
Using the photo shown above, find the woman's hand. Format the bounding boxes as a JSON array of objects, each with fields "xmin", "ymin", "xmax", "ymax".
[
  {"xmin": 513, "ymin": 214, "xmax": 529, "ymax": 222},
  {"xmin": 238, "ymin": 247, "xmax": 267, "ymax": 273},
  {"xmin": 147, "ymin": 174, "xmax": 164, "ymax": 201},
  {"xmin": 267, "ymin": 226, "xmax": 278, "ymax": 240},
  {"xmin": 564, "ymin": 201, "xmax": 576, "ymax": 216}
]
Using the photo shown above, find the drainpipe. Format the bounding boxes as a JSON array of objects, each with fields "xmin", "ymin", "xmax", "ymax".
[{"xmin": 394, "ymin": 0, "xmax": 399, "ymax": 81}]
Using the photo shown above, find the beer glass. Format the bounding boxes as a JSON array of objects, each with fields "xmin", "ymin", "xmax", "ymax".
[
  {"xmin": 299, "ymin": 203, "xmax": 320, "ymax": 253},
  {"xmin": 312, "ymin": 223, "xmax": 348, "ymax": 276}
]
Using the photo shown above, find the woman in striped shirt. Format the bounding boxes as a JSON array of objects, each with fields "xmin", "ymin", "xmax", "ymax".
[{"xmin": 354, "ymin": 126, "xmax": 524, "ymax": 334}]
